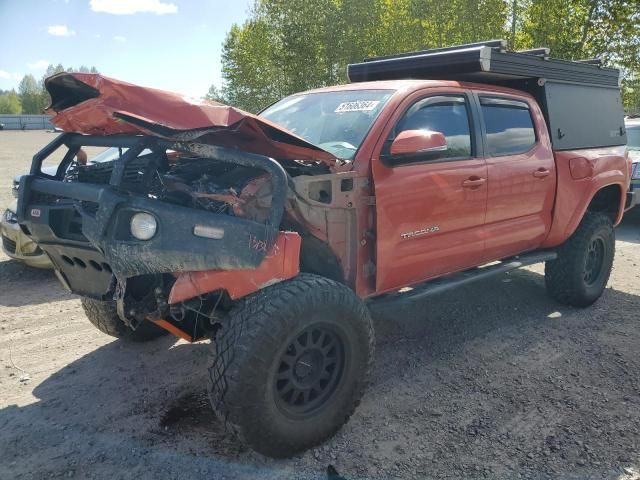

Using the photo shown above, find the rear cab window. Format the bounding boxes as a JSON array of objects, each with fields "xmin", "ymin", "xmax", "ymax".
[{"xmin": 479, "ymin": 97, "xmax": 537, "ymax": 156}]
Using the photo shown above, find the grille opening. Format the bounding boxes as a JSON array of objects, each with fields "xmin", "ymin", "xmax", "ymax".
[
  {"xmin": 49, "ymin": 209, "xmax": 88, "ymax": 242},
  {"xmin": 61, "ymin": 255, "xmax": 74, "ymax": 266},
  {"xmin": 102, "ymin": 263, "xmax": 113, "ymax": 273},
  {"xmin": 89, "ymin": 260, "xmax": 103, "ymax": 271},
  {"xmin": 2, "ymin": 235, "xmax": 17, "ymax": 254},
  {"xmin": 73, "ymin": 257, "xmax": 86, "ymax": 268}
]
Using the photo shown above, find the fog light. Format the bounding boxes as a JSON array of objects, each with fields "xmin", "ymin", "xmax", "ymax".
[{"xmin": 130, "ymin": 212, "xmax": 157, "ymax": 240}]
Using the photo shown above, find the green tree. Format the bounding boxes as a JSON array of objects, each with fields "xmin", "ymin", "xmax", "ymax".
[
  {"xmin": 18, "ymin": 74, "xmax": 43, "ymax": 114},
  {"xmin": 622, "ymin": 75, "xmax": 640, "ymax": 114},
  {"xmin": 216, "ymin": 0, "xmax": 510, "ymax": 111},
  {"xmin": 204, "ymin": 84, "xmax": 228, "ymax": 104},
  {"xmin": 0, "ymin": 90, "xmax": 22, "ymax": 114},
  {"xmin": 214, "ymin": 0, "xmax": 639, "ymax": 111},
  {"xmin": 521, "ymin": 0, "xmax": 639, "ymax": 110}
]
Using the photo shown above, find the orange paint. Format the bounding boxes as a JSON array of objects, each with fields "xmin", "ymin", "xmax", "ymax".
[
  {"xmin": 168, "ymin": 231, "xmax": 301, "ymax": 304},
  {"xmin": 45, "ymin": 72, "xmax": 337, "ymax": 166},
  {"xmin": 150, "ymin": 319, "xmax": 194, "ymax": 342}
]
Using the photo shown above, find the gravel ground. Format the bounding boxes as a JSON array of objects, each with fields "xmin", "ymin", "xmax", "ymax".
[{"xmin": 1, "ymin": 131, "xmax": 639, "ymax": 480}]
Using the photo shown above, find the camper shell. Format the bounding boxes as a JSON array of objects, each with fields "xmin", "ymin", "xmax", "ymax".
[{"xmin": 347, "ymin": 39, "xmax": 627, "ymax": 152}]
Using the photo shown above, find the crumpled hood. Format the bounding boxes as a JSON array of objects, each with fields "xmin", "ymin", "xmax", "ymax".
[{"xmin": 44, "ymin": 73, "xmax": 339, "ymax": 167}]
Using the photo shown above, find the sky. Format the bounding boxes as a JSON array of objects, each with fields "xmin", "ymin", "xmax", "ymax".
[{"xmin": 0, "ymin": 0, "xmax": 253, "ymax": 98}]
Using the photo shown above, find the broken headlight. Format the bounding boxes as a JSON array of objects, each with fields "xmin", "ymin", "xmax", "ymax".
[{"xmin": 3, "ymin": 208, "xmax": 17, "ymax": 224}]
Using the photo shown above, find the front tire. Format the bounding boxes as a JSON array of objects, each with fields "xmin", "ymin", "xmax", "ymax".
[
  {"xmin": 208, "ymin": 274, "xmax": 374, "ymax": 458},
  {"xmin": 545, "ymin": 212, "xmax": 615, "ymax": 307},
  {"xmin": 81, "ymin": 298, "xmax": 168, "ymax": 342}
]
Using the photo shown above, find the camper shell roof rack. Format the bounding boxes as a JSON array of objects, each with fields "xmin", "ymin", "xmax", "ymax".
[
  {"xmin": 347, "ymin": 39, "xmax": 618, "ymax": 86},
  {"xmin": 347, "ymin": 40, "xmax": 626, "ymax": 151}
]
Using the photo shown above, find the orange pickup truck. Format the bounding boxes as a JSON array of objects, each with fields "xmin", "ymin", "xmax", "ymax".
[{"xmin": 17, "ymin": 40, "xmax": 631, "ymax": 457}]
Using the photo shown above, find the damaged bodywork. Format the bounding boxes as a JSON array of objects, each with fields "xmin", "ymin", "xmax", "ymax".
[
  {"xmin": 45, "ymin": 72, "xmax": 340, "ymax": 168},
  {"xmin": 18, "ymin": 73, "xmax": 362, "ymax": 341}
]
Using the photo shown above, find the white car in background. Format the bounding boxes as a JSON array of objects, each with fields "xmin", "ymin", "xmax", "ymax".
[{"xmin": 1, "ymin": 167, "xmax": 56, "ymax": 268}]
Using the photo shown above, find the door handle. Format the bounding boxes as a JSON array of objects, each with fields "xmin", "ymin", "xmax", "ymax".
[
  {"xmin": 462, "ymin": 177, "xmax": 486, "ymax": 188},
  {"xmin": 533, "ymin": 168, "xmax": 551, "ymax": 178}
]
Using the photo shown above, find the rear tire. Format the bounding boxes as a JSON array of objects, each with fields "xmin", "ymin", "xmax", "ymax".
[
  {"xmin": 81, "ymin": 298, "xmax": 168, "ymax": 342},
  {"xmin": 208, "ymin": 273, "xmax": 374, "ymax": 458},
  {"xmin": 545, "ymin": 212, "xmax": 615, "ymax": 307}
]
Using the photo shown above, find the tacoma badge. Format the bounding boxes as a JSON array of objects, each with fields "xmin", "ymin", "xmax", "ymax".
[{"xmin": 400, "ymin": 226, "xmax": 440, "ymax": 239}]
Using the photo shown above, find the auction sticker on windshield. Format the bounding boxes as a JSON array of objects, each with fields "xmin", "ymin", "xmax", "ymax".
[{"xmin": 334, "ymin": 101, "xmax": 380, "ymax": 113}]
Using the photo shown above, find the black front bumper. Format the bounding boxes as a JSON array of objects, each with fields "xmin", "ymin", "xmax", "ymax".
[{"xmin": 18, "ymin": 134, "xmax": 288, "ymax": 299}]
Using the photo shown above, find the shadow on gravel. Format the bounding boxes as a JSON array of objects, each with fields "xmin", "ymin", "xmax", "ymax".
[
  {"xmin": 0, "ymin": 258, "xmax": 71, "ymax": 306},
  {"xmin": 0, "ymin": 336, "xmax": 269, "ymax": 479},
  {"xmin": 367, "ymin": 269, "xmax": 640, "ymax": 479},
  {"xmin": 1, "ymin": 268, "xmax": 639, "ymax": 479}
]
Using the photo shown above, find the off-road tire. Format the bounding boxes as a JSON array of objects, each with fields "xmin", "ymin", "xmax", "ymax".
[
  {"xmin": 208, "ymin": 273, "xmax": 374, "ymax": 458},
  {"xmin": 545, "ymin": 212, "xmax": 615, "ymax": 307},
  {"xmin": 81, "ymin": 298, "xmax": 168, "ymax": 341}
]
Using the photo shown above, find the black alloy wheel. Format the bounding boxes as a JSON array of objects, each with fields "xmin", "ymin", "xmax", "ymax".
[
  {"xmin": 274, "ymin": 324, "xmax": 346, "ymax": 417},
  {"xmin": 583, "ymin": 237, "xmax": 605, "ymax": 285}
]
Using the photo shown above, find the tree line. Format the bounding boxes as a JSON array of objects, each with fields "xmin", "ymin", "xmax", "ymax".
[
  {"xmin": 0, "ymin": 64, "xmax": 98, "ymax": 114},
  {"xmin": 208, "ymin": 0, "xmax": 640, "ymax": 113}
]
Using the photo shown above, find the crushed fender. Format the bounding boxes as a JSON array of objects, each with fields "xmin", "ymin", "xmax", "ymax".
[{"xmin": 169, "ymin": 231, "xmax": 301, "ymax": 304}]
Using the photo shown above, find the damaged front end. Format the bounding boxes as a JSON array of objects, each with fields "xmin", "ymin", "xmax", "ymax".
[
  {"xmin": 18, "ymin": 72, "xmax": 355, "ymax": 340},
  {"xmin": 18, "ymin": 133, "xmax": 296, "ymax": 340}
]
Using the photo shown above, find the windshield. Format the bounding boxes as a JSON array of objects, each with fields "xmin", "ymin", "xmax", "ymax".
[
  {"xmin": 628, "ymin": 125, "xmax": 640, "ymax": 150},
  {"xmin": 90, "ymin": 147, "xmax": 153, "ymax": 163},
  {"xmin": 261, "ymin": 89, "xmax": 394, "ymax": 160}
]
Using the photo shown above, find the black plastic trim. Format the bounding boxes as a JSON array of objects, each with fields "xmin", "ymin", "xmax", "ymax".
[{"xmin": 370, "ymin": 250, "xmax": 557, "ymax": 304}]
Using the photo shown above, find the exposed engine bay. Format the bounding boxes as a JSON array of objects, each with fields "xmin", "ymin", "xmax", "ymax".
[{"xmin": 62, "ymin": 150, "xmax": 293, "ymax": 224}]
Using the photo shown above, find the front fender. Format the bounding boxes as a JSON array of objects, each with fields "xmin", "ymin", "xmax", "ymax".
[{"xmin": 168, "ymin": 231, "xmax": 301, "ymax": 304}]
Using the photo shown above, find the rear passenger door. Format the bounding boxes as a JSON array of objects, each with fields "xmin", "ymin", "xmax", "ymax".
[{"xmin": 477, "ymin": 94, "xmax": 556, "ymax": 261}]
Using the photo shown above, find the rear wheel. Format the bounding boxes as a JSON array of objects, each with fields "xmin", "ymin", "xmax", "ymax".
[
  {"xmin": 208, "ymin": 274, "xmax": 374, "ymax": 458},
  {"xmin": 545, "ymin": 212, "xmax": 615, "ymax": 307},
  {"xmin": 81, "ymin": 298, "xmax": 168, "ymax": 341}
]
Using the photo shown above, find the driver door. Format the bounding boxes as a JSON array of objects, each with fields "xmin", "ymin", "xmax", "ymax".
[{"xmin": 372, "ymin": 91, "xmax": 488, "ymax": 293}]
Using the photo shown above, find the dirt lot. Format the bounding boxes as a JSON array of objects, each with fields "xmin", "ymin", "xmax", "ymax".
[{"xmin": 1, "ymin": 130, "xmax": 639, "ymax": 479}]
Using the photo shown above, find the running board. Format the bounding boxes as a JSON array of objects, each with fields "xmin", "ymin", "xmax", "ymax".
[{"xmin": 369, "ymin": 250, "xmax": 557, "ymax": 305}]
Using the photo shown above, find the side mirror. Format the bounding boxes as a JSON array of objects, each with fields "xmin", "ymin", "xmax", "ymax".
[{"xmin": 389, "ymin": 130, "xmax": 448, "ymax": 159}]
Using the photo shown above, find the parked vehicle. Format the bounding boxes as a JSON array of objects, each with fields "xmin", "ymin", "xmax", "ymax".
[
  {"xmin": 16, "ymin": 40, "xmax": 630, "ymax": 458},
  {"xmin": 626, "ymin": 117, "xmax": 640, "ymax": 208},
  {"xmin": 1, "ymin": 201, "xmax": 52, "ymax": 268},
  {"xmin": 2, "ymin": 168, "xmax": 55, "ymax": 268}
]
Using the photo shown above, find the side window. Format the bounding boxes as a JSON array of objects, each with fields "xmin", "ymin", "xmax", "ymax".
[
  {"xmin": 385, "ymin": 95, "xmax": 473, "ymax": 163},
  {"xmin": 480, "ymin": 97, "xmax": 536, "ymax": 156}
]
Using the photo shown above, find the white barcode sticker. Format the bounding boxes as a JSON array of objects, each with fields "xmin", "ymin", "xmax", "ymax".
[{"xmin": 334, "ymin": 101, "xmax": 380, "ymax": 113}]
